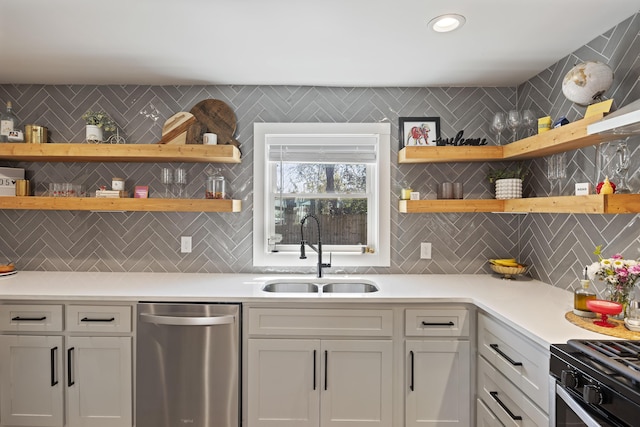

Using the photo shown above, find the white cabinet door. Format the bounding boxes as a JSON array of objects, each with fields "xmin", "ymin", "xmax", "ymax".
[
  {"xmin": 320, "ymin": 340, "xmax": 393, "ymax": 427},
  {"xmin": 66, "ymin": 336, "xmax": 132, "ymax": 427},
  {"xmin": 405, "ymin": 340, "xmax": 470, "ymax": 427},
  {"xmin": 247, "ymin": 339, "xmax": 320, "ymax": 427},
  {"xmin": 0, "ymin": 335, "xmax": 64, "ymax": 427}
]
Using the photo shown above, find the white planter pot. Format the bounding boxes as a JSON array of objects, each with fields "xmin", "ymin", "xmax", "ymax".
[
  {"xmin": 495, "ymin": 178, "xmax": 522, "ymax": 200},
  {"xmin": 85, "ymin": 125, "xmax": 103, "ymax": 143}
]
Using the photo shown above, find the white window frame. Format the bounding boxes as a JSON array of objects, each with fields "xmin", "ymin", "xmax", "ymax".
[{"xmin": 253, "ymin": 122, "xmax": 390, "ymax": 268}]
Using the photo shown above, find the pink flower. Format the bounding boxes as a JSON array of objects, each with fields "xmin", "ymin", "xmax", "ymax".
[
  {"xmin": 612, "ymin": 254, "xmax": 624, "ymax": 260},
  {"xmin": 630, "ymin": 265, "xmax": 640, "ymax": 275}
]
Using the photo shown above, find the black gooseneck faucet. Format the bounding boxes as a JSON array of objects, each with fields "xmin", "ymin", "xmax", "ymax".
[{"xmin": 300, "ymin": 214, "xmax": 331, "ymax": 278}]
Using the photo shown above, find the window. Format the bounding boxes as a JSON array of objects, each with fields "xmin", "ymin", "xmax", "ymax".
[{"xmin": 253, "ymin": 123, "xmax": 390, "ymax": 268}]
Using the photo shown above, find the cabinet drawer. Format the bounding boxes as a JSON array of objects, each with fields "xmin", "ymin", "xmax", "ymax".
[
  {"xmin": 478, "ymin": 356, "xmax": 548, "ymax": 426},
  {"xmin": 405, "ymin": 308, "xmax": 469, "ymax": 337},
  {"xmin": 66, "ymin": 305, "xmax": 132, "ymax": 333},
  {"xmin": 248, "ymin": 308, "xmax": 393, "ymax": 337},
  {"xmin": 0, "ymin": 304, "xmax": 63, "ymax": 332},
  {"xmin": 477, "ymin": 398, "xmax": 505, "ymax": 427},
  {"xmin": 478, "ymin": 313, "xmax": 548, "ymax": 412}
]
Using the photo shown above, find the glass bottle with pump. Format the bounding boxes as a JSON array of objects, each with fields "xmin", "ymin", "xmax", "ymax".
[
  {"xmin": 0, "ymin": 101, "xmax": 18, "ymax": 142},
  {"xmin": 573, "ymin": 267, "xmax": 596, "ymax": 317}
]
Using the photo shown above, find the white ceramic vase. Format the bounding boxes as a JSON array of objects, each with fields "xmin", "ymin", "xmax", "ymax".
[
  {"xmin": 85, "ymin": 125, "xmax": 103, "ymax": 143},
  {"xmin": 495, "ymin": 178, "xmax": 522, "ymax": 199}
]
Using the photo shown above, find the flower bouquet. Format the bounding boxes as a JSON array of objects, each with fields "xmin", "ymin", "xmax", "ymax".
[{"xmin": 587, "ymin": 245, "xmax": 640, "ymax": 317}]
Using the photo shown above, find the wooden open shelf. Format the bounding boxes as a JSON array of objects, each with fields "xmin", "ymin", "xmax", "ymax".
[
  {"xmin": 399, "ymin": 194, "xmax": 640, "ymax": 214},
  {"xmin": 399, "ymin": 199, "xmax": 504, "ymax": 213},
  {"xmin": 398, "ymin": 113, "xmax": 623, "ymax": 164},
  {"xmin": 0, "ymin": 143, "xmax": 241, "ymax": 163},
  {"xmin": 0, "ymin": 196, "xmax": 242, "ymax": 213}
]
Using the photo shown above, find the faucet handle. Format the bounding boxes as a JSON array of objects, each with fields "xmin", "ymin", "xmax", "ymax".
[{"xmin": 322, "ymin": 252, "xmax": 332, "ymax": 268}]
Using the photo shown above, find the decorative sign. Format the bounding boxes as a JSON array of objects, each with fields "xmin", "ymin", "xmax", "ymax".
[{"xmin": 435, "ymin": 130, "xmax": 487, "ymax": 146}]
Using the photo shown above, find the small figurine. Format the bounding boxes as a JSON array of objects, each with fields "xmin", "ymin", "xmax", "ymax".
[{"xmin": 596, "ymin": 176, "xmax": 616, "ymax": 195}]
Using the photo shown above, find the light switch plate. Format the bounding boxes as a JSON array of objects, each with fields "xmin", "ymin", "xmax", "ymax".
[{"xmin": 181, "ymin": 236, "xmax": 192, "ymax": 253}]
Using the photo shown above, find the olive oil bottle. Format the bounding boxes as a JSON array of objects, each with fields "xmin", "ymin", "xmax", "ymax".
[{"xmin": 573, "ymin": 267, "xmax": 596, "ymax": 318}]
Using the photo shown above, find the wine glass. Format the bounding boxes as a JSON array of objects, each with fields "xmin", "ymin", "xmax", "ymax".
[
  {"xmin": 161, "ymin": 167, "xmax": 173, "ymax": 198},
  {"xmin": 522, "ymin": 110, "xmax": 536, "ymax": 137},
  {"xmin": 174, "ymin": 168, "xmax": 187, "ymax": 198},
  {"xmin": 491, "ymin": 112, "xmax": 507, "ymax": 146},
  {"xmin": 507, "ymin": 110, "xmax": 521, "ymax": 142}
]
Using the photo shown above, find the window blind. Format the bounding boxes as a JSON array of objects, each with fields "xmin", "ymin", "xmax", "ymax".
[{"xmin": 266, "ymin": 134, "xmax": 378, "ymax": 163}]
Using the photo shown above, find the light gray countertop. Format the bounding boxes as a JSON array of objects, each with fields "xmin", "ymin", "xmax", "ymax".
[{"xmin": 0, "ymin": 271, "xmax": 609, "ymax": 349}]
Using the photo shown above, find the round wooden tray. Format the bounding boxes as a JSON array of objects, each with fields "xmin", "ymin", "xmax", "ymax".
[{"xmin": 565, "ymin": 311, "xmax": 640, "ymax": 339}]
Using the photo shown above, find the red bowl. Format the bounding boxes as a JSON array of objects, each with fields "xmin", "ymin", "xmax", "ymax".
[{"xmin": 587, "ymin": 300, "xmax": 623, "ymax": 315}]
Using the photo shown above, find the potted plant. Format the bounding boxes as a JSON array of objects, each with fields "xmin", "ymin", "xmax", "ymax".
[
  {"xmin": 487, "ymin": 164, "xmax": 528, "ymax": 199},
  {"xmin": 82, "ymin": 110, "xmax": 116, "ymax": 143}
]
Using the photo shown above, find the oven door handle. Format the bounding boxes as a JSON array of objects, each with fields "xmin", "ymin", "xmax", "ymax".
[{"xmin": 556, "ymin": 384, "xmax": 602, "ymax": 427}]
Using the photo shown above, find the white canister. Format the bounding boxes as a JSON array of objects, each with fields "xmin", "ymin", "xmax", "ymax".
[{"xmin": 112, "ymin": 177, "xmax": 125, "ymax": 191}]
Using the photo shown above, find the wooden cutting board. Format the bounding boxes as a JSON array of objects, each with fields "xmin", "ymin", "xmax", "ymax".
[
  {"xmin": 190, "ymin": 99, "xmax": 240, "ymax": 147},
  {"xmin": 159, "ymin": 112, "xmax": 196, "ymax": 144}
]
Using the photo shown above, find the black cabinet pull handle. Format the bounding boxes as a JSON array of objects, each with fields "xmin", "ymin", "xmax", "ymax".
[
  {"xmin": 81, "ymin": 317, "xmax": 115, "ymax": 322},
  {"xmin": 490, "ymin": 391, "xmax": 522, "ymax": 420},
  {"xmin": 313, "ymin": 350, "xmax": 317, "ymax": 390},
  {"xmin": 490, "ymin": 344, "xmax": 523, "ymax": 366},
  {"xmin": 324, "ymin": 350, "xmax": 328, "ymax": 391},
  {"xmin": 67, "ymin": 347, "xmax": 75, "ymax": 386},
  {"xmin": 12, "ymin": 316, "xmax": 46, "ymax": 321},
  {"xmin": 409, "ymin": 350, "xmax": 415, "ymax": 391},
  {"xmin": 50, "ymin": 347, "xmax": 58, "ymax": 386},
  {"xmin": 421, "ymin": 321, "xmax": 454, "ymax": 326}
]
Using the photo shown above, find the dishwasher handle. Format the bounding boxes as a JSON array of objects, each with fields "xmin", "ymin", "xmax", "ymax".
[{"xmin": 139, "ymin": 313, "xmax": 235, "ymax": 326}]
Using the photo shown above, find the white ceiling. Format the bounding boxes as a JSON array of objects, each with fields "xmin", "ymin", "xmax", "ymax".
[{"xmin": 1, "ymin": 1, "xmax": 638, "ymax": 87}]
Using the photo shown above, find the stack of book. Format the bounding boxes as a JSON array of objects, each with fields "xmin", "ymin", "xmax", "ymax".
[{"xmin": 95, "ymin": 190, "xmax": 129, "ymax": 198}]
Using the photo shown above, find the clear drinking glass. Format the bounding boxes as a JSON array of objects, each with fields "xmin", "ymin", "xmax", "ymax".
[
  {"xmin": 491, "ymin": 112, "xmax": 507, "ymax": 146},
  {"xmin": 161, "ymin": 168, "xmax": 173, "ymax": 198},
  {"xmin": 507, "ymin": 110, "xmax": 521, "ymax": 142},
  {"xmin": 546, "ymin": 153, "xmax": 567, "ymax": 196},
  {"xmin": 614, "ymin": 141, "xmax": 631, "ymax": 193},
  {"xmin": 174, "ymin": 168, "xmax": 187, "ymax": 198}
]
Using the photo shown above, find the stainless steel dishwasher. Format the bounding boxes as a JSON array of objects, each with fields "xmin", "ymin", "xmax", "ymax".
[{"xmin": 136, "ymin": 302, "xmax": 240, "ymax": 427}]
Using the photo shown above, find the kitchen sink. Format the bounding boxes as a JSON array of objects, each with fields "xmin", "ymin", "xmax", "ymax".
[
  {"xmin": 261, "ymin": 279, "xmax": 378, "ymax": 294},
  {"xmin": 262, "ymin": 282, "xmax": 319, "ymax": 293},
  {"xmin": 322, "ymin": 282, "xmax": 379, "ymax": 293}
]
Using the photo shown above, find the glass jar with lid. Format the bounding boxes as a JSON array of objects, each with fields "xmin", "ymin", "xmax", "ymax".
[{"xmin": 205, "ymin": 167, "xmax": 228, "ymax": 199}]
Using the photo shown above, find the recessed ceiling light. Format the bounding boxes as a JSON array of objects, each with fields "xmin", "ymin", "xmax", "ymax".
[{"xmin": 428, "ymin": 14, "xmax": 466, "ymax": 33}]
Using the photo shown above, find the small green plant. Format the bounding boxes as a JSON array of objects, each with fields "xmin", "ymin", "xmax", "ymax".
[
  {"xmin": 486, "ymin": 164, "xmax": 528, "ymax": 183},
  {"xmin": 82, "ymin": 110, "xmax": 116, "ymax": 132}
]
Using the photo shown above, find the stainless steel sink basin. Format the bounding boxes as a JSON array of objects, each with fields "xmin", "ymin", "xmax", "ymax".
[
  {"xmin": 262, "ymin": 282, "xmax": 319, "ymax": 293},
  {"xmin": 322, "ymin": 282, "xmax": 379, "ymax": 293},
  {"xmin": 261, "ymin": 278, "xmax": 378, "ymax": 294}
]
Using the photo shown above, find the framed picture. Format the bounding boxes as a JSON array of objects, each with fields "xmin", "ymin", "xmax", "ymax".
[{"xmin": 399, "ymin": 117, "xmax": 441, "ymax": 147}]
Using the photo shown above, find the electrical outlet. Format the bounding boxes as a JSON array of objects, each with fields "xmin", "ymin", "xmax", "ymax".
[
  {"xmin": 420, "ymin": 242, "xmax": 432, "ymax": 259},
  {"xmin": 181, "ymin": 236, "xmax": 192, "ymax": 253}
]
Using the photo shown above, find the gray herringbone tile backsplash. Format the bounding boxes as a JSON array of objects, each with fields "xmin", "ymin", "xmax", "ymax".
[{"xmin": 0, "ymin": 12, "xmax": 639, "ymax": 293}]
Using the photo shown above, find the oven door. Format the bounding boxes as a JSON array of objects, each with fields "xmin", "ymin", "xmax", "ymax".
[{"xmin": 553, "ymin": 383, "xmax": 624, "ymax": 427}]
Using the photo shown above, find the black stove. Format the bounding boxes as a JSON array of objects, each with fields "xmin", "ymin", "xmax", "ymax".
[{"xmin": 550, "ymin": 340, "xmax": 640, "ymax": 426}]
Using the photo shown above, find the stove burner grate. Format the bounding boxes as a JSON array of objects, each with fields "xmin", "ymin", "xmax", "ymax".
[{"xmin": 568, "ymin": 340, "xmax": 640, "ymax": 383}]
